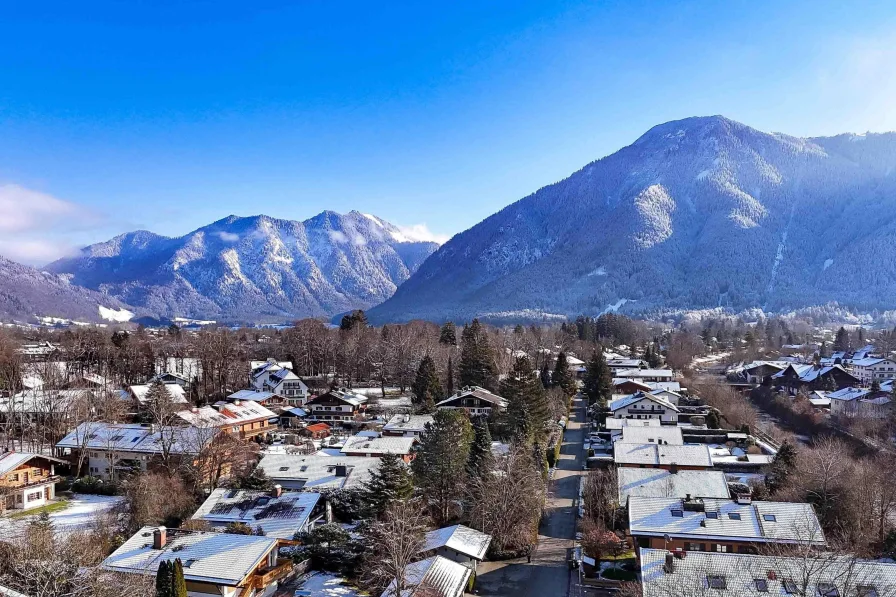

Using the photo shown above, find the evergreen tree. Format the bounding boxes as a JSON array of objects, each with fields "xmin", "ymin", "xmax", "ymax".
[
  {"xmin": 156, "ymin": 560, "xmax": 173, "ymax": 597},
  {"xmin": 552, "ymin": 352, "xmax": 577, "ymax": 396},
  {"xmin": 833, "ymin": 327, "xmax": 850, "ymax": 352},
  {"xmin": 459, "ymin": 319, "xmax": 497, "ymax": 391},
  {"xmin": 439, "ymin": 322, "xmax": 457, "ymax": 345},
  {"xmin": 766, "ymin": 440, "xmax": 798, "ymax": 494},
  {"xmin": 172, "ymin": 559, "xmax": 188, "ymax": 597},
  {"xmin": 539, "ymin": 361, "xmax": 551, "ymax": 389},
  {"xmin": 363, "ymin": 453, "xmax": 413, "ymax": 518},
  {"xmin": 411, "ymin": 409, "xmax": 473, "ymax": 525},
  {"xmin": 705, "ymin": 410, "xmax": 721, "ymax": 429},
  {"xmin": 238, "ymin": 467, "xmax": 275, "ymax": 491},
  {"xmin": 871, "ymin": 379, "xmax": 882, "ymax": 393},
  {"xmin": 340, "ymin": 310, "xmax": 368, "ymax": 331},
  {"xmin": 411, "ymin": 355, "xmax": 443, "ymax": 407},
  {"xmin": 446, "ymin": 356, "xmax": 455, "ymax": 397},
  {"xmin": 583, "ymin": 351, "xmax": 613, "ymax": 407},
  {"xmin": 466, "ymin": 419, "xmax": 494, "ymax": 478},
  {"xmin": 645, "ymin": 344, "xmax": 662, "ymax": 368},
  {"xmin": 858, "ymin": 327, "xmax": 866, "ymax": 345},
  {"xmin": 500, "ymin": 357, "xmax": 550, "ymax": 443}
]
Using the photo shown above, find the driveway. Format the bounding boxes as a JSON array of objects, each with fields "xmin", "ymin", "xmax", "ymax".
[{"xmin": 475, "ymin": 396, "xmax": 588, "ymax": 597}]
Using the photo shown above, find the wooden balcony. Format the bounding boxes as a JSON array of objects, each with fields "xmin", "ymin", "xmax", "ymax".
[
  {"xmin": 12, "ymin": 475, "xmax": 60, "ymax": 490},
  {"xmin": 251, "ymin": 559, "xmax": 293, "ymax": 589}
]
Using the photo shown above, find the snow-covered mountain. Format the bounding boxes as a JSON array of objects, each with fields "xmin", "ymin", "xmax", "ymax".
[
  {"xmin": 0, "ymin": 256, "xmax": 135, "ymax": 324},
  {"xmin": 46, "ymin": 211, "xmax": 440, "ymax": 322},
  {"xmin": 369, "ymin": 116, "xmax": 896, "ymax": 323}
]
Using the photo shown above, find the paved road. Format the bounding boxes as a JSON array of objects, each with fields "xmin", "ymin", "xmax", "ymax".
[{"xmin": 475, "ymin": 396, "xmax": 589, "ymax": 597}]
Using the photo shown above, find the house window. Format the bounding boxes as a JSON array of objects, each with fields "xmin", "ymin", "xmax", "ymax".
[
  {"xmin": 783, "ymin": 579, "xmax": 798, "ymax": 594},
  {"xmin": 754, "ymin": 579, "xmax": 768, "ymax": 592},
  {"xmin": 27, "ymin": 491, "xmax": 42, "ymax": 501},
  {"xmin": 705, "ymin": 511, "xmax": 718, "ymax": 519},
  {"xmin": 856, "ymin": 585, "xmax": 878, "ymax": 597},
  {"xmin": 728, "ymin": 513, "xmax": 741, "ymax": 520},
  {"xmin": 670, "ymin": 509, "xmax": 683, "ymax": 517},
  {"xmin": 763, "ymin": 514, "xmax": 777, "ymax": 522},
  {"xmin": 816, "ymin": 583, "xmax": 839, "ymax": 597},
  {"xmin": 705, "ymin": 575, "xmax": 726, "ymax": 589},
  {"xmin": 714, "ymin": 544, "xmax": 728, "ymax": 553}
]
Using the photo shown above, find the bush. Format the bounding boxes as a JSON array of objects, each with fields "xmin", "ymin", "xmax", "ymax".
[
  {"xmin": 602, "ymin": 567, "xmax": 638, "ymax": 582},
  {"xmin": 72, "ymin": 476, "xmax": 119, "ymax": 496}
]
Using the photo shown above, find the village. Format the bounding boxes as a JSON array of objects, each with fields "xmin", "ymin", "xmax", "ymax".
[{"xmin": 1, "ymin": 315, "xmax": 896, "ymax": 596}]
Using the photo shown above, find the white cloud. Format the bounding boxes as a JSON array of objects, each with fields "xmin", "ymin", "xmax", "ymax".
[
  {"xmin": 392, "ymin": 223, "xmax": 451, "ymax": 245},
  {"xmin": 216, "ymin": 231, "xmax": 240, "ymax": 243},
  {"xmin": 0, "ymin": 184, "xmax": 78, "ymax": 233},
  {"xmin": 328, "ymin": 230, "xmax": 348, "ymax": 244}
]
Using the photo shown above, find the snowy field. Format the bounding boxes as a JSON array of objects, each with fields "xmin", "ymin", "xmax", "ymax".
[
  {"xmin": 293, "ymin": 572, "xmax": 361, "ymax": 597},
  {"xmin": 0, "ymin": 493, "xmax": 123, "ymax": 538}
]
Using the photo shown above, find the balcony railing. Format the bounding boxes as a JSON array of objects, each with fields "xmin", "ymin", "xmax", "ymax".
[
  {"xmin": 12, "ymin": 475, "xmax": 60, "ymax": 490},
  {"xmin": 252, "ymin": 559, "xmax": 293, "ymax": 588}
]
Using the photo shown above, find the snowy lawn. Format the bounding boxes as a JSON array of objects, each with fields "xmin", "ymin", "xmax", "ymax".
[
  {"xmin": 294, "ymin": 571, "xmax": 362, "ymax": 596},
  {"xmin": 0, "ymin": 493, "xmax": 123, "ymax": 538}
]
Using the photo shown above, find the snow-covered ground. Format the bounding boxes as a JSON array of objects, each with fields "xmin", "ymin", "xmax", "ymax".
[
  {"xmin": 293, "ymin": 572, "xmax": 361, "ymax": 597},
  {"xmin": 0, "ymin": 494, "xmax": 123, "ymax": 538}
]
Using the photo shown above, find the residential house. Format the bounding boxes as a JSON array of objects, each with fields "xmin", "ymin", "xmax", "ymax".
[
  {"xmin": 382, "ymin": 414, "xmax": 433, "ymax": 437},
  {"xmin": 436, "ymin": 386, "xmax": 508, "ymax": 417},
  {"xmin": 255, "ymin": 454, "xmax": 380, "ymax": 490},
  {"xmin": 609, "ymin": 391, "xmax": 680, "ymax": 424},
  {"xmin": 731, "ymin": 361, "xmax": 789, "ymax": 384},
  {"xmin": 613, "ymin": 368, "xmax": 675, "ymax": 383},
  {"xmin": 628, "ymin": 496, "xmax": 825, "ymax": 557},
  {"xmin": 419, "ymin": 525, "xmax": 492, "ymax": 572},
  {"xmin": 148, "ymin": 372, "xmax": 191, "ymax": 389},
  {"xmin": 175, "ymin": 401, "xmax": 278, "ymax": 440},
  {"xmin": 304, "ymin": 389, "xmax": 367, "ymax": 423},
  {"xmin": 129, "ymin": 383, "xmax": 188, "ymax": 407},
  {"xmin": 618, "ymin": 425, "xmax": 684, "ymax": 445},
  {"xmin": 156, "ymin": 357, "xmax": 203, "ymax": 383},
  {"xmin": 639, "ymin": 548, "xmax": 896, "ymax": 597},
  {"xmin": 614, "ymin": 443, "xmax": 714, "ymax": 470},
  {"xmin": 772, "ymin": 364, "xmax": 859, "ymax": 394},
  {"xmin": 249, "ymin": 359, "xmax": 308, "ymax": 405},
  {"xmin": 612, "ymin": 378, "xmax": 653, "ymax": 395},
  {"xmin": 381, "ymin": 556, "xmax": 471, "ymax": 597},
  {"xmin": 828, "ymin": 387, "xmax": 893, "ymax": 419},
  {"xmin": 190, "ymin": 486, "xmax": 323, "ymax": 539},
  {"xmin": 102, "ymin": 526, "xmax": 290, "ymax": 597},
  {"xmin": 607, "ymin": 359, "xmax": 648, "ymax": 374},
  {"xmin": 227, "ymin": 389, "xmax": 287, "ymax": 409},
  {"xmin": 278, "ymin": 407, "xmax": 307, "ymax": 429},
  {"xmin": 850, "ymin": 357, "xmax": 896, "ymax": 386},
  {"xmin": 0, "ymin": 452, "xmax": 65, "ymax": 512},
  {"xmin": 55, "ymin": 422, "xmax": 215, "ymax": 480},
  {"xmin": 616, "ymin": 468, "xmax": 730, "ymax": 505},
  {"xmin": 302, "ymin": 422, "xmax": 331, "ymax": 439},
  {"xmin": 340, "ymin": 434, "xmax": 416, "ymax": 461}
]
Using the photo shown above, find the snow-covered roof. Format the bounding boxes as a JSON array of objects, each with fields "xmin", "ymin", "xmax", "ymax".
[
  {"xmin": 102, "ymin": 526, "xmax": 278, "ymax": 586},
  {"xmin": 614, "ymin": 368, "xmax": 675, "ymax": 379},
  {"xmin": 0, "ymin": 451, "xmax": 65, "ymax": 476},
  {"xmin": 383, "ymin": 414, "xmax": 433, "ymax": 433},
  {"xmin": 175, "ymin": 401, "xmax": 277, "ymax": 427},
  {"xmin": 851, "ymin": 357, "xmax": 894, "ymax": 367},
  {"xmin": 227, "ymin": 389, "xmax": 280, "ymax": 402},
  {"xmin": 191, "ymin": 488, "xmax": 321, "ymax": 539},
  {"xmin": 617, "ymin": 469, "xmax": 730, "ymax": 503},
  {"xmin": 611, "ymin": 378, "xmax": 652, "ymax": 391},
  {"xmin": 772, "ymin": 363, "xmax": 854, "ymax": 383},
  {"xmin": 436, "ymin": 386, "xmax": 508, "ymax": 408},
  {"xmin": 1, "ymin": 389, "xmax": 95, "ymax": 414},
  {"xmin": 340, "ymin": 434, "xmax": 416, "ymax": 456},
  {"xmin": 129, "ymin": 383, "xmax": 188, "ymax": 405},
  {"xmin": 56, "ymin": 423, "xmax": 214, "ymax": 455},
  {"xmin": 639, "ymin": 548, "xmax": 896, "ymax": 597},
  {"xmin": 306, "ymin": 389, "xmax": 368, "ymax": 407},
  {"xmin": 603, "ymin": 418, "xmax": 661, "ymax": 431},
  {"xmin": 381, "ymin": 555, "xmax": 471, "ymax": 597},
  {"xmin": 609, "ymin": 391, "xmax": 679, "ymax": 413},
  {"xmin": 256, "ymin": 454, "xmax": 380, "ymax": 489},
  {"xmin": 827, "ymin": 387, "xmax": 870, "ymax": 402},
  {"xmin": 420, "ymin": 525, "xmax": 491, "ymax": 561},
  {"xmin": 619, "ymin": 426, "xmax": 684, "ymax": 445},
  {"xmin": 628, "ymin": 497, "xmax": 824, "ymax": 545},
  {"xmin": 614, "ymin": 443, "xmax": 712, "ymax": 468}
]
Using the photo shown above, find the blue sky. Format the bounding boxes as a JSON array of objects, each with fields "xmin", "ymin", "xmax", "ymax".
[{"xmin": 1, "ymin": 0, "xmax": 895, "ymax": 264}]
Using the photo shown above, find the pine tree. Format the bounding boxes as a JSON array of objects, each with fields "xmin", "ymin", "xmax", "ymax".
[
  {"xmin": 539, "ymin": 361, "xmax": 551, "ymax": 389},
  {"xmin": 500, "ymin": 357, "xmax": 550, "ymax": 443},
  {"xmin": 552, "ymin": 352, "xmax": 577, "ymax": 396},
  {"xmin": 705, "ymin": 410, "xmax": 721, "ymax": 429},
  {"xmin": 583, "ymin": 351, "xmax": 613, "ymax": 407},
  {"xmin": 439, "ymin": 322, "xmax": 457, "ymax": 345},
  {"xmin": 766, "ymin": 440, "xmax": 798, "ymax": 494},
  {"xmin": 411, "ymin": 355, "xmax": 443, "ymax": 406},
  {"xmin": 459, "ymin": 319, "xmax": 497, "ymax": 391},
  {"xmin": 466, "ymin": 419, "xmax": 494, "ymax": 478},
  {"xmin": 834, "ymin": 327, "xmax": 850, "ymax": 353},
  {"xmin": 238, "ymin": 467, "xmax": 274, "ymax": 491},
  {"xmin": 871, "ymin": 379, "xmax": 882, "ymax": 393},
  {"xmin": 156, "ymin": 560, "xmax": 173, "ymax": 597},
  {"xmin": 858, "ymin": 327, "xmax": 866, "ymax": 345},
  {"xmin": 172, "ymin": 559, "xmax": 188, "ymax": 597},
  {"xmin": 645, "ymin": 343, "xmax": 662, "ymax": 368},
  {"xmin": 363, "ymin": 453, "xmax": 414, "ymax": 518},
  {"xmin": 340, "ymin": 310, "xmax": 368, "ymax": 331},
  {"xmin": 411, "ymin": 409, "xmax": 473, "ymax": 525}
]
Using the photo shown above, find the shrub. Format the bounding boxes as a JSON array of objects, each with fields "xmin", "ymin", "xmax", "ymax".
[{"xmin": 72, "ymin": 476, "xmax": 119, "ymax": 496}]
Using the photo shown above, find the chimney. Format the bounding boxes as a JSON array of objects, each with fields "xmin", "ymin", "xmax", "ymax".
[
  {"xmin": 334, "ymin": 464, "xmax": 348, "ymax": 477},
  {"xmin": 670, "ymin": 463, "xmax": 679, "ymax": 475},
  {"xmin": 153, "ymin": 526, "xmax": 167, "ymax": 550},
  {"xmin": 664, "ymin": 553, "xmax": 675, "ymax": 574},
  {"xmin": 685, "ymin": 493, "xmax": 691, "ymax": 501}
]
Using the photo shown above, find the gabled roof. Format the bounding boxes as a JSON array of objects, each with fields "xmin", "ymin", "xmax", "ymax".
[
  {"xmin": 628, "ymin": 497, "xmax": 825, "ymax": 545},
  {"xmin": 420, "ymin": 525, "xmax": 491, "ymax": 561},
  {"xmin": 614, "ymin": 368, "xmax": 675, "ymax": 378},
  {"xmin": 130, "ymin": 383, "xmax": 188, "ymax": 405},
  {"xmin": 773, "ymin": 363, "xmax": 856, "ymax": 383},
  {"xmin": 175, "ymin": 401, "xmax": 277, "ymax": 427},
  {"xmin": 381, "ymin": 555, "xmax": 471, "ymax": 597},
  {"xmin": 851, "ymin": 357, "xmax": 894, "ymax": 367},
  {"xmin": 827, "ymin": 387, "xmax": 871, "ymax": 402},
  {"xmin": 340, "ymin": 434, "xmax": 416, "ymax": 456},
  {"xmin": 435, "ymin": 386, "xmax": 508, "ymax": 409},
  {"xmin": 617, "ymin": 469, "xmax": 731, "ymax": 503},
  {"xmin": 102, "ymin": 526, "xmax": 278, "ymax": 586},
  {"xmin": 191, "ymin": 489, "xmax": 321, "ymax": 539},
  {"xmin": 227, "ymin": 389, "xmax": 281, "ymax": 402},
  {"xmin": 609, "ymin": 391, "xmax": 679, "ymax": 413},
  {"xmin": 619, "ymin": 426, "xmax": 684, "ymax": 445},
  {"xmin": 383, "ymin": 414, "xmax": 434, "ymax": 433},
  {"xmin": 612, "ymin": 378, "xmax": 652, "ymax": 391},
  {"xmin": 0, "ymin": 451, "xmax": 66, "ymax": 476},
  {"xmin": 305, "ymin": 389, "xmax": 368, "ymax": 408},
  {"xmin": 614, "ymin": 443, "xmax": 712, "ymax": 468}
]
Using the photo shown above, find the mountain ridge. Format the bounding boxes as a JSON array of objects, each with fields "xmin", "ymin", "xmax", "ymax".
[{"xmin": 368, "ymin": 115, "xmax": 896, "ymax": 323}]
